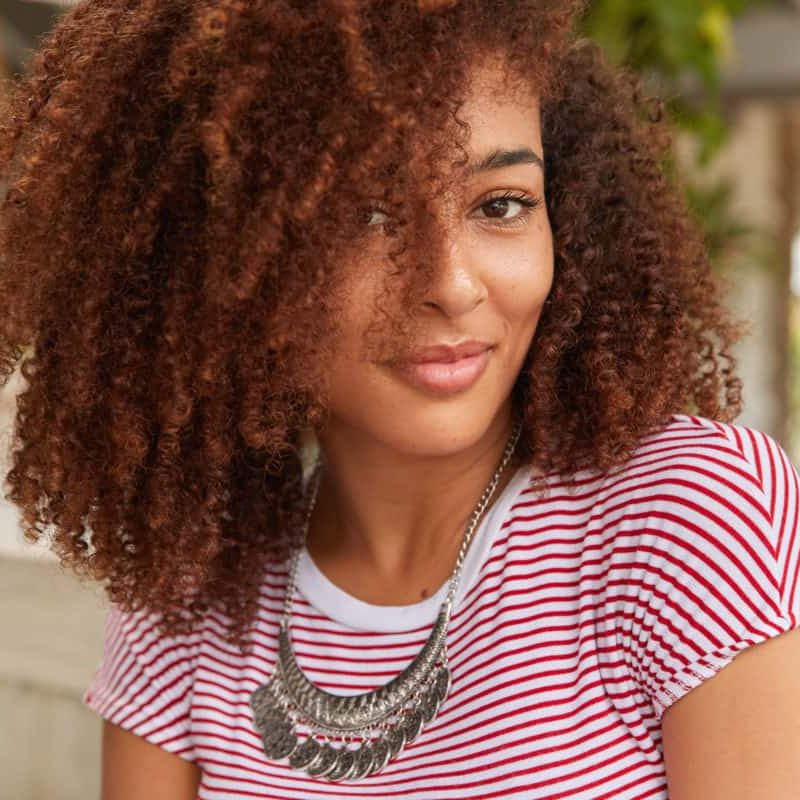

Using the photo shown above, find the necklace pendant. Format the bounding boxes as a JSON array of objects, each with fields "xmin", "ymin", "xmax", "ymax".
[{"xmin": 250, "ymin": 661, "xmax": 452, "ymax": 781}]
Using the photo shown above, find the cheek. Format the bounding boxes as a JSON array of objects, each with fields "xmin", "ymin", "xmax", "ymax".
[{"xmin": 488, "ymin": 228, "xmax": 554, "ymax": 326}]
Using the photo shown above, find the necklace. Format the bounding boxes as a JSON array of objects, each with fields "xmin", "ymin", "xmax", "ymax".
[{"xmin": 250, "ymin": 418, "xmax": 523, "ymax": 782}]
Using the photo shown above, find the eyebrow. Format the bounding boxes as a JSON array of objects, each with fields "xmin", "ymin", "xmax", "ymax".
[{"xmin": 467, "ymin": 147, "xmax": 545, "ymax": 175}]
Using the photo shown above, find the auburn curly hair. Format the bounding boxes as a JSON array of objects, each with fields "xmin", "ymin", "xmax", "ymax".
[{"xmin": 0, "ymin": 0, "xmax": 743, "ymax": 646}]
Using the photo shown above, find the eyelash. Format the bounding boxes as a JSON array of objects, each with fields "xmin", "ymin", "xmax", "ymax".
[
  {"xmin": 475, "ymin": 190, "xmax": 542, "ymax": 228},
  {"xmin": 363, "ymin": 191, "xmax": 542, "ymax": 231}
]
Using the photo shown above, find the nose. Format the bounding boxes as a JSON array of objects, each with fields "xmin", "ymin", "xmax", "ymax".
[{"xmin": 420, "ymin": 226, "xmax": 487, "ymax": 318}]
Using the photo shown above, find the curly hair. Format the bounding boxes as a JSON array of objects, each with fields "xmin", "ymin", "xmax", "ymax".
[{"xmin": 0, "ymin": 0, "xmax": 743, "ymax": 646}]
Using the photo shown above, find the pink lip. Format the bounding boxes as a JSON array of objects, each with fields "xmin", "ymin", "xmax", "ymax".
[
  {"xmin": 403, "ymin": 340, "xmax": 492, "ymax": 364},
  {"xmin": 391, "ymin": 347, "xmax": 493, "ymax": 395}
]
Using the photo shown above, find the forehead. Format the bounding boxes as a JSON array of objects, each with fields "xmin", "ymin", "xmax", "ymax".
[
  {"xmin": 356, "ymin": 60, "xmax": 544, "ymax": 193},
  {"xmin": 456, "ymin": 59, "xmax": 543, "ymax": 157}
]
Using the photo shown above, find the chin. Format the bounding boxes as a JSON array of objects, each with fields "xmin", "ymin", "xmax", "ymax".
[{"xmin": 359, "ymin": 402, "xmax": 509, "ymax": 459}]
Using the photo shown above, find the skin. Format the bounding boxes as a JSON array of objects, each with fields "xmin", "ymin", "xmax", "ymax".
[
  {"xmin": 101, "ymin": 722, "xmax": 200, "ymax": 799},
  {"xmin": 660, "ymin": 625, "xmax": 800, "ymax": 799},
  {"xmin": 307, "ymin": 58, "xmax": 554, "ymax": 605},
  {"xmin": 101, "ymin": 55, "xmax": 800, "ymax": 800}
]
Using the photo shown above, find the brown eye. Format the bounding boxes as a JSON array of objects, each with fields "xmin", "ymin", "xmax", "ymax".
[
  {"xmin": 474, "ymin": 192, "xmax": 540, "ymax": 225},
  {"xmin": 482, "ymin": 198, "xmax": 515, "ymax": 219}
]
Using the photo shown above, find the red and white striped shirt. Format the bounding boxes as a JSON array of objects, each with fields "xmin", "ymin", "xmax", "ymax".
[{"xmin": 84, "ymin": 414, "xmax": 800, "ymax": 799}]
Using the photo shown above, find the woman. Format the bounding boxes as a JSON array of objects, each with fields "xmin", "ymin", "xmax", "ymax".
[{"xmin": 1, "ymin": 0, "xmax": 798, "ymax": 797}]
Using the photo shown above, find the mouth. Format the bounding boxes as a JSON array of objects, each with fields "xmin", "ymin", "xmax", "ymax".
[
  {"xmin": 400, "ymin": 340, "xmax": 493, "ymax": 364},
  {"xmin": 389, "ymin": 345, "xmax": 494, "ymax": 396}
]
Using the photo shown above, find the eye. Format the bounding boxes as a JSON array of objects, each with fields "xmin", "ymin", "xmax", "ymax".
[
  {"xmin": 363, "ymin": 207, "xmax": 390, "ymax": 227},
  {"xmin": 473, "ymin": 191, "xmax": 542, "ymax": 227}
]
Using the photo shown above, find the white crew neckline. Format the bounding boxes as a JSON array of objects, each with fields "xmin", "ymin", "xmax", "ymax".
[{"xmin": 294, "ymin": 462, "xmax": 533, "ymax": 633}]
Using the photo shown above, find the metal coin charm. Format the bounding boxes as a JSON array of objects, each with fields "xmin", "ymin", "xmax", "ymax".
[
  {"xmin": 401, "ymin": 707, "xmax": 425, "ymax": 741},
  {"xmin": 261, "ymin": 722, "xmax": 297, "ymax": 760},
  {"xmin": 421, "ymin": 685, "xmax": 441, "ymax": 722},
  {"xmin": 249, "ymin": 684, "xmax": 282, "ymax": 721},
  {"xmin": 305, "ymin": 743, "xmax": 338, "ymax": 777},
  {"xmin": 433, "ymin": 668, "xmax": 452, "ymax": 703},
  {"xmin": 326, "ymin": 747, "xmax": 356, "ymax": 782},
  {"xmin": 288, "ymin": 737, "xmax": 322, "ymax": 770},
  {"xmin": 386, "ymin": 724, "xmax": 407, "ymax": 758},
  {"xmin": 347, "ymin": 744, "xmax": 375, "ymax": 780},
  {"xmin": 368, "ymin": 738, "xmax": 392, "ymax": 775}
]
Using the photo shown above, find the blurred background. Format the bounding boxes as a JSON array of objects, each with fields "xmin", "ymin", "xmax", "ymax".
[{"xmin": 1, "ymin": 1, "xmax": 799, "ymax": 798}]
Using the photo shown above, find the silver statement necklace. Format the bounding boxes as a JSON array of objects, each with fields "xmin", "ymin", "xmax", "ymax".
[{"xmin": 250, "ymin": 418, "xmax": 523, "ymax": 782}]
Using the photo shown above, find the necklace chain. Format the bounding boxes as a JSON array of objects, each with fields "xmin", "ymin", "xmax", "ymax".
[{"xmin": 250, "ymin": 417, "xmax": 523, "ymax": 782}]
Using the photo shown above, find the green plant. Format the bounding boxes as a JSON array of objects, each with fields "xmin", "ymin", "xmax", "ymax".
[{"xmin": 581, "ymin": 0, "xmax": 768, "ymax": 261}]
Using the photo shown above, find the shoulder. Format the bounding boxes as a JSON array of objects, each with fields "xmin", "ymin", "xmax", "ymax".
[
  {"xmin": 84, "ymin": 604, "xmax": 202, "ymax": 760},
  {"xmin": 622, "ymin": 413, "xmax": 772, "ymax": 482},
  {"xmin": 104, "ymin": 604, "xmax": 201, "ymax": 670},
  {"xmin": 596, "ymin": 412, "xmax": 800, "ymax": 587},
  {"xmin": 601, "ymin": 413, "xmax": 796, "ymax": 533}
]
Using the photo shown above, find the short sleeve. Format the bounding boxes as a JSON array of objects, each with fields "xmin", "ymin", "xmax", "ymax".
[
  {"xmin": 83, "ymin": 604, "xmax": 198, "ymax": 761},
  {"xmin": 607, "ymin": 419, "xmax": 800, "ymax": 724}
]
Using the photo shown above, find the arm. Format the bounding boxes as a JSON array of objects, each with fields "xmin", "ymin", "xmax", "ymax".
[
  {"xmin": 661, "ymin": 625, "xmax": 800, "ymax": 799},
  {"xmin": 101, "ymin": 720, "xmax": 201, "ymax": 800}
]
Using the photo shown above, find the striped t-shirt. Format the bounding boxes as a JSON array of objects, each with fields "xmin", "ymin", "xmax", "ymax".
[{"xmin": 84, "ymin": 414, "xmax": 800, "ymax": 799}]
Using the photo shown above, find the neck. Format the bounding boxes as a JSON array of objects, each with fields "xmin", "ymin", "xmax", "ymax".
[{"xmin": 304, "ymin": 408, "xmax": 521, "ymax": 604}]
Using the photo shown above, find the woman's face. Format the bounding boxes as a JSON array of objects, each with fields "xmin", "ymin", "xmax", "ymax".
[{"xmin": 320, "ymin": 62, "xmax": 554, "ymax": 458}]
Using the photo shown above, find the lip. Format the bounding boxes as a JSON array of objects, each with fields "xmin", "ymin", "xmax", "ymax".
[
  {"xmin": 402, "ymin": 340, "xmax": 493, "ymax": 364},
  {"xmin": 390, "ymin": 343, "xmax": 493, "ymax": 396}
]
